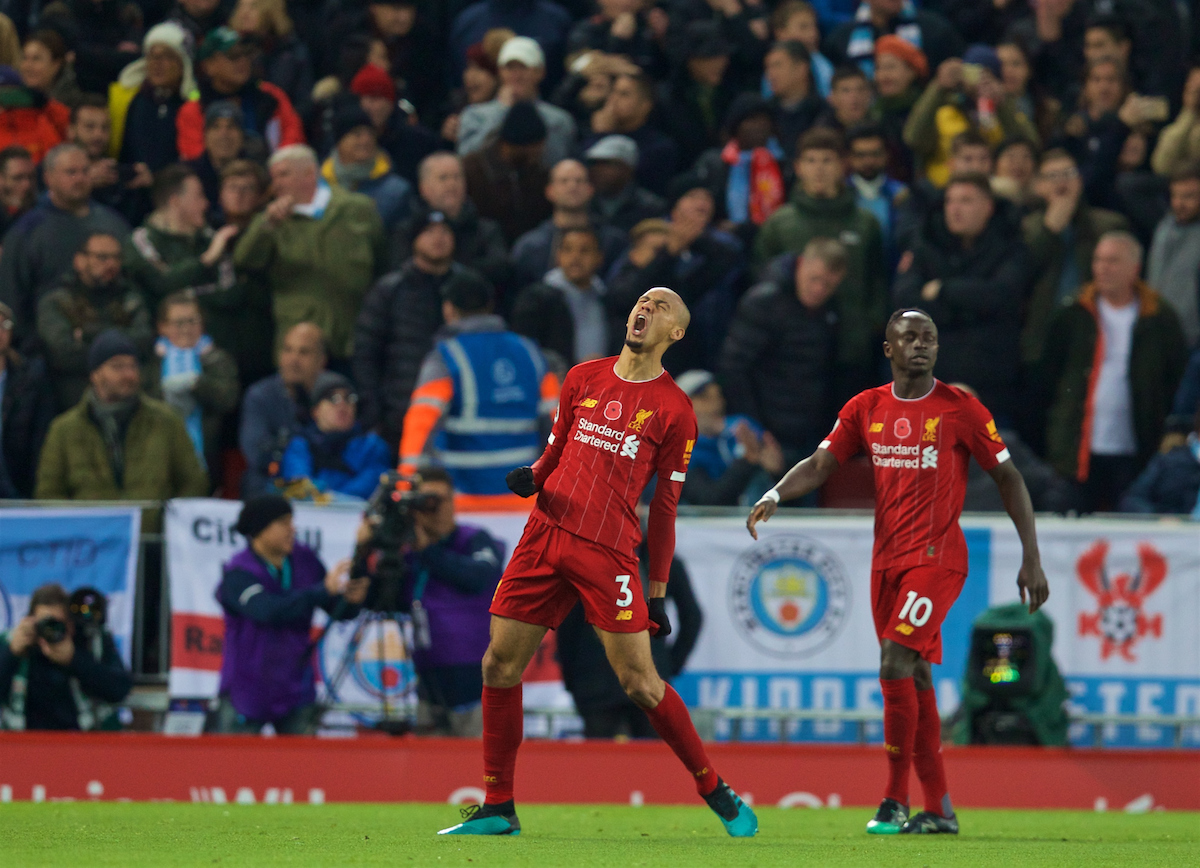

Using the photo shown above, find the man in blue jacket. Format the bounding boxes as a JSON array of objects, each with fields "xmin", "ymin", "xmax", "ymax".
[{"xmin": 212, "ymin": 494, "xmax": 368, "ymax": 734}]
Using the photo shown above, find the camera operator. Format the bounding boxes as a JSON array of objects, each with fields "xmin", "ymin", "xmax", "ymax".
[
  {"xmin": 212, "ymin": 494, "xmax": 368, "ymax": 735},
  {"xmin": 0, "ymin": 583, "xmax": 132, "ymax": 731},
  {"xmin": 356, "ymin": 468, "xmax": 503, "ymax": 736}
]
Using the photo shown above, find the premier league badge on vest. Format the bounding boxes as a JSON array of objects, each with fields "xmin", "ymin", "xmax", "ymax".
[{"xmin": 729, "ymin": 535, "xmax": 850, "ymax": 658}]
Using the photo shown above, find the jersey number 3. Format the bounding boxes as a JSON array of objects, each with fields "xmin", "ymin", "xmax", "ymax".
[
  {"xmin": 898, "ymin": 591, "xmax": 933, "ymax": 627},
  {"xmin": 615, "ymin": 575, "xmax": 633, "ymax": 607}
]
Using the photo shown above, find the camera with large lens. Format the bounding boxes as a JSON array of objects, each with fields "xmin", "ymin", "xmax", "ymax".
[
  {"xmin": 354, "ymin": 471, "xmax": 442, "ymax": 612},
  {"xmin": 69, "ymin": 586, "xmax": 108, "ymax": 645},
  {"xmin": 35, "ymin": 616, "xmax": 68, "ymax": 644}
]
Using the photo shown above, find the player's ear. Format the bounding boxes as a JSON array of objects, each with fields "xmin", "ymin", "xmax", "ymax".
[
  {"xmin": 670, "ymin": 325, "xmax": 685, "ymax": 342},
  {"xmin": 883, "ymin": 340, "xmax": 893, "ymax": 359}
]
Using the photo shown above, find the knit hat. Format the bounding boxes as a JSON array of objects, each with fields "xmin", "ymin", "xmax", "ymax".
[
  {"xmin": 350, "ymin": 64, "xmax": 396, "ymax": 101},
  {"xmin": 410, "ymin": 208, "xmax": 453, "ymax": 240},
  {"xmin": 723, "ymin": 93, "xmax": 774, "ymax": 137},
  {"xmin": 204, "ymin": 99, "xmax": 243, "ymax": 128},
  {"xmin": 441, "ymin": 272, "xmax": 494, "ymax": 314},
  {"xmin": 963, "ymin": 44, "xmax": 1001, "ymax": 79},
  {"xmin": 117, "ymin": 21, "xmax": 197, "ymax": 99},
  {"xmin": 499, "ymin": 101, "xmax": 546, "ymax": 145},
  {"xmin": 198, "ymin": 27, "xmax": 243, "ymax": 62},
  {"xmin": 674, "ymin": 370, "xmax": 715, "ymax": 398},
  {"xmin": 685, "ymin": 21, "xmax": 732, "ymax": 59},
  {"xmin": 332, "ymin": 103, "xmax": 375, "ymax": 143},
  {"xmin": 87, "ymin": 329, "xmax": 138, "ymax": 373},
  {"xmin": 235, "ymin": 494, "xmax": 293, "ymax": 540},
  {"xmin": 310, "ymin": 371, "xmax": 356, "ymax": 405},
  {"xmin": 874, "ymin": 34, "xmax": 929, "ymax": 81}
]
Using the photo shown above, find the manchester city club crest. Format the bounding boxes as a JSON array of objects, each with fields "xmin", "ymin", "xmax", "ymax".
[{"xmin": 729, "ymin": 534, "xmax": 851, "ymax": 657}]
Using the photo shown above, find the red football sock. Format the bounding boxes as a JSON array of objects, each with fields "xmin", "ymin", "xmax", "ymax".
[
  {"xmin": 481, "ymin": 683, "xmax": 523, "ymax": 805},
  {"xmin": 913, "ymin": 686, "xmax": 951, "ymax": 817},
  {"xmin": 643, "ymin": 684, "xmax": 719, "ymax": 795},
  {"xmin": 880, "ymin": 677, "xmax": 918, "ymax": 805}
]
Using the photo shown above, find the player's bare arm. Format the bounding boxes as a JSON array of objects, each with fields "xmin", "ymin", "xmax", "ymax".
[
  {"xmin": 987, "ymin": 459, "xmax": 1050, "ymax": 613},
  {"xmin": 746, "ymin": 448, "xmax": 840, "ymax": 539}
]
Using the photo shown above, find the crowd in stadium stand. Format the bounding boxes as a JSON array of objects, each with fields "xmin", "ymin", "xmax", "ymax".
[{"xmin": 0, "ymin": 0, "xmax": 1198, "ymax": 524}]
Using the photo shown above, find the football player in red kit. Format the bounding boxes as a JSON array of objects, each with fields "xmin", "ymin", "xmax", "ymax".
[
  {"xmin": 747, "ymin": 309, "xmax": 1049, "ymax": 835},
  {"xmin": 440, "ymin": 287, "xmax": 758, "ymax": 838}
]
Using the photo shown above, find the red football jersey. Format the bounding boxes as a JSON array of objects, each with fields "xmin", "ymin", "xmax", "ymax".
[
  {"xmin": 820, "ymin": 380, "xmax": 1011, "ymax": 574},
  {"xmin": 530, "ymin": 358, "xmax": 697, "ymax": 584}
]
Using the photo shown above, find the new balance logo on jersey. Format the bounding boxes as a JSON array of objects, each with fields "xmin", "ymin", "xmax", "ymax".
[
  {"xmin": 921, "ymin": 446, "xmax": 938, "ymax": 468},
  {"xmin": 579, "ymin": 398, "xmax": 598, "ymax": 408},
  {"xmin": 869, "ymin": 422, "xmax": 884, "ymax": 433},
  {"xmin": 615, "ymin": 610, "xmax": 633, "ymax": 621},
  {"xmin": 621, "ymin": 434, "xmax": 640, "ymax": 459}
]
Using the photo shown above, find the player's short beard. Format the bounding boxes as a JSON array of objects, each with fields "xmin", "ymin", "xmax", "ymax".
[{"xmin": 624, "ymin": 335, "xmax": 648, "ymax": 353}]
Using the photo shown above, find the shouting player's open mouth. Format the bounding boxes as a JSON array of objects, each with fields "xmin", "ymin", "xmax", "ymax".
[{"xmin": 631, "ymin": 313, "xmax": 648, "ymax": 337}]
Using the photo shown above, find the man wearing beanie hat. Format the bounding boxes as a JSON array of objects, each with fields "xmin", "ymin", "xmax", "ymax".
[
  {"xmin": 36, "ymin": 327, "xmax": 208, "ymax": 523},
  {"xmin": 463, "ymin": 102, "xmax": 552, "ymax": 243},
  {"xmin": 350, "ymin": 64, "xmax": 442, "ymax": 185},
  {"xmin": 108, "ymin": 22, "xmax": 199, "ymax": 172},
  {"xmin": 213, "ymin": 495, "xmax": 367, "ymax": 734},
  {"xmin": 457, "ymin": 36, "xmax": 576, "ymax": 168},
  {"xmin": 319, "ymin": 101, "xmax": 413, "ymax": 231}
]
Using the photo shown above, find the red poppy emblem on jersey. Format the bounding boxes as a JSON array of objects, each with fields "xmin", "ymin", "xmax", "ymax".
[
  {"xmin": 894, "ymin": 418, "xmax": 912, "ymax": 439},
  {"xmin": 604, "ymin": 400, "xmax": 623, "ymax": 421}
]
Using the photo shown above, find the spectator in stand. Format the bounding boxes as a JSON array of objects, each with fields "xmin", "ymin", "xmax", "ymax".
[
  {"xmin": 390, "ymin": 151, "xmax": 509, "ymax": 290},
  {"xmin": 510, "ymin": 226, "xmax": 608, "ymax": 366},
  {"xmin": 17, "ymin": 26, "xmax": 77, "ymax": 108},
  {"xmin": 566, "ymin": 0, "xmax": 664, "ymax": 78},
  {"xmin": 1041, "ymin": 231, "xmax": 1187, "ymax": 512},
  {"xmin": 755, "ymin": 128, "xmax": 886, "ymax": 391},
  {"xmin": 144, "ymin": 291, "xmax": 239, "ymax": 471},
  {"xmin": 511, "ymin": 158, "xmax": 626, "ymax": 289},
  {"xmin": 764, "ymin": 41, "xmax": 822, "ymax": 164},
  {"xmin": 871, "ymin": 35, "xmax": 926, "ymax": 184},
  {"xmin": 0, "ymin": 34, "xmax": 69, "ymax": 165},
  {"xmin": 0, "ymin": 301, "xmax": 55, "ymax": 499},
  {"xmin": 37, "ymin": 232, "xmax": 152, "ymax": 411},
  {"xmin": 991, "ymin": 136, "xmax": 1039, "ymax": 212},
  {"xmin": 167, "ymin": 0, "xmax": 231, "ymax": 54},
  {"xmin": 177, "ymin": 27, "xmax": 305, "ymax": 162},
  {"xmin": 439, "ymin": 33, "xmax": 504, "ymax": 146},
  {"xmin": 1118, "ymin": 408, "xmax": 1200, "ymax": 516},
  {"xmin": 768, "ymin": 1, "xmax": 833, "ymax": 99},
  {"xmin": 583, "ymin": 135, "xmax": 666, "ymax": 234},
  {"xmin": 456, "ymin": 36, "xmax": 576, "ymax": 168},
  {"xmin": 824, "ymin": 0, "xmax": 964, "ymax": 75},
  {"xmin": 462, "ymin": 101, "xmax": 552, "ymax": 244},
  {"xmin": 903, "ymin": 47, "xmax": 1040, "ymax": 190},
  {"xmin": 720, "ymin": 238, "xmax": 843, "ymax": 465},
  {"xmin": 212, "ymin": 494, "xmax": 366, "ymax": 734},
  {"xmin": 216, "ymin": 157, "xmax": 269, "ymax": 234},
  {"xmin": 36, "ymin": 328, "xmax": 209, "ymax": 507},
  {"xmin": 607, "ymin": 191, "xmax": 744, "ymax": 373},
  {"xmin": 399, "ymin": 278, "xmax": 558, "ymax": 510},
  {"xmin": 276, "ymin": 371, "xmax": 390, "ymax": 501},
  {"xmin": 658, "ymin": 21, "xmax": 740, "ymax": 169},
  {"xmin": 449, "ymin": 0, "xmax": 573, "ymax": 94},
  {"xmin": 584, "ymin": 70, "xmax": 679, "ymax": 196},
  {"xmin": 239, "ymin": 321, "xmax": 326, "ymax": 496},
  {"xmin": 354, "ymin": 211, "xmax": 493, "ymax": 448},
  {"xmin": 815, "ymin": 65, "xmax": 873, "ymax": 137},
  {"xmin": 1021, "ymin": 148, "xmax": 1129, "ymax": 367},
  {"xmin": 895, "ymin": 129, "xmax": 993, "ymax": 251},
  {"xmin": 183, "ymin": 100, "xmax": 246, "ymax": 211},
  {"xmin": 0, "ymin": 583, "xmax": 132, "ymax": 731},
  {"xmin": 36, "ymin": 3, "xmax": 140, "ymax": 97},
  {"xmin": 1147, "ymin": 165, "xmax": 1200, "ymax": 349},
  {"xmin": 675, "ymin": 369, "xmax": 783, "ymax": 507},
  {"xmin": 234, "ymin": 144, "xmax": 386, "ymax": 367},
  {"xmin": 556, "ymin": 544, "xmax": 701, "ymax": 739},
  {"xmin": 1150, "ymin": 66, "xmax": 1200, "ymax": 178},
  {"xmin": 349, "ymin": 63, "xmax": 442, "ymax": 186},
  {"xmin": 107, "ymin": 23, "xmax": 195, "ymax": 175},
  {"xmin": 1169, "ymin": 348, "xmax": 1200, "ymax": 432},
  {"xmin": 894, "ymin": 172, "xmax": 1030, "ymax": 423},
  {"xmin": 996, "ymin": 37, "xmax": 1061, "ymax": 145},
  {"xmin": 319, "ymin": 103, "xmax": 412, "ymax": 232},
  {"xmin": 0, "ymin": 145, "xmax": 35, "ymax": 240},
  {"xmin": 228, "ymin": 0, "xmax": 313, "ymax": 118},
  {"xmin": 0, "ymin": 144, "xmax": 130, "ymax": 349},
  {"xmin": 70, "ymin": 96, "xmax": 153, "ymax": 227},
  {"xmin": 846, "ymin": 122, "xmax": 907, "ymax": 266},
  {"xmin": 663, "ymin": 0, "xmax": 770, "ymax": 86}
]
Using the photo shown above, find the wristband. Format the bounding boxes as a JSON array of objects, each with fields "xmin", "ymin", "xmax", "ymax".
[{"xmin": 762, "ymin": 488, "xmax": 781, "ymax": 504}]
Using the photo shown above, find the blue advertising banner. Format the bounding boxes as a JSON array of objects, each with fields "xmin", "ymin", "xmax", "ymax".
[{"xmin": 0, "ymin": 508, "xmax": 142, "ymax": 664}]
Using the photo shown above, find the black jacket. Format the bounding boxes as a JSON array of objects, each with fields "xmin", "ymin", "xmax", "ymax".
[
  {"xmin": 893, "ymin": 203, "xmax": 1031, "ymax": 421},
  {"xmin": 510, "ymin": 280, "xmax": 577, "ymax": 366},
  {"xmin": 718, "ymin": 255, "xmax": 839, "ymax": 452},
  {"xmin": 1119, "ymin": 444, "xmax": 1200, "ymax": 515},
  {"xmin": 0, "ymin": 631, "xmax": 133, "ymax": 730},
  {"xmin": 389, "ymin": 199, "xmax": 511, "ymax": 296},
  {"xmin": 0, "ymin": 352, "xmax": 55, "ymax": 498},
  {"xmin": 352, "ymin": 262, "xmax": 490, "ymax": 444},
  {"xmin": 589, "ymin": 184, "xmax": 668, "ymax": 234}
]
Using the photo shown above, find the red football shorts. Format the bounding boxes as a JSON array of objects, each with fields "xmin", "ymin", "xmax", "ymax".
[
  {"xmin": 490, "ymin": 518, "xmax": 649, "ymax": 633},
  {"xmin": 871, "ymin": 565, "xmax": 967, "ymax": 664}
]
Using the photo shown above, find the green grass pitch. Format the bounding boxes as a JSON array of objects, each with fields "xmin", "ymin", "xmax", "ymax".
[{"xmin": 2, "ymin": 803, "xmax": 1196, "ymax": 867}]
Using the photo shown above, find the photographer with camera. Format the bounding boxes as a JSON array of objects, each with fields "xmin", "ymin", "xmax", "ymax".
[
  {"xmin": 0, "ymin": 583, "xmax": 132, "ymax": 731},
  {"xmin": 355, "ymin": 468, "xmax": 503, "ymax": 736},
  {"xmin": 212, "ymin": 494, "xmax": 368, "ymax": 735}
]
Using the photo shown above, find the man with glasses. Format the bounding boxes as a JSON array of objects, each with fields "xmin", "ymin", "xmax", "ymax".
[
  {"xmin": 0, "ymin": 146, "xmax": 36, "ymax": 242},
  {"xmin": 37, "ymin": 233, "xmax": 152, "ymax": 411}
]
